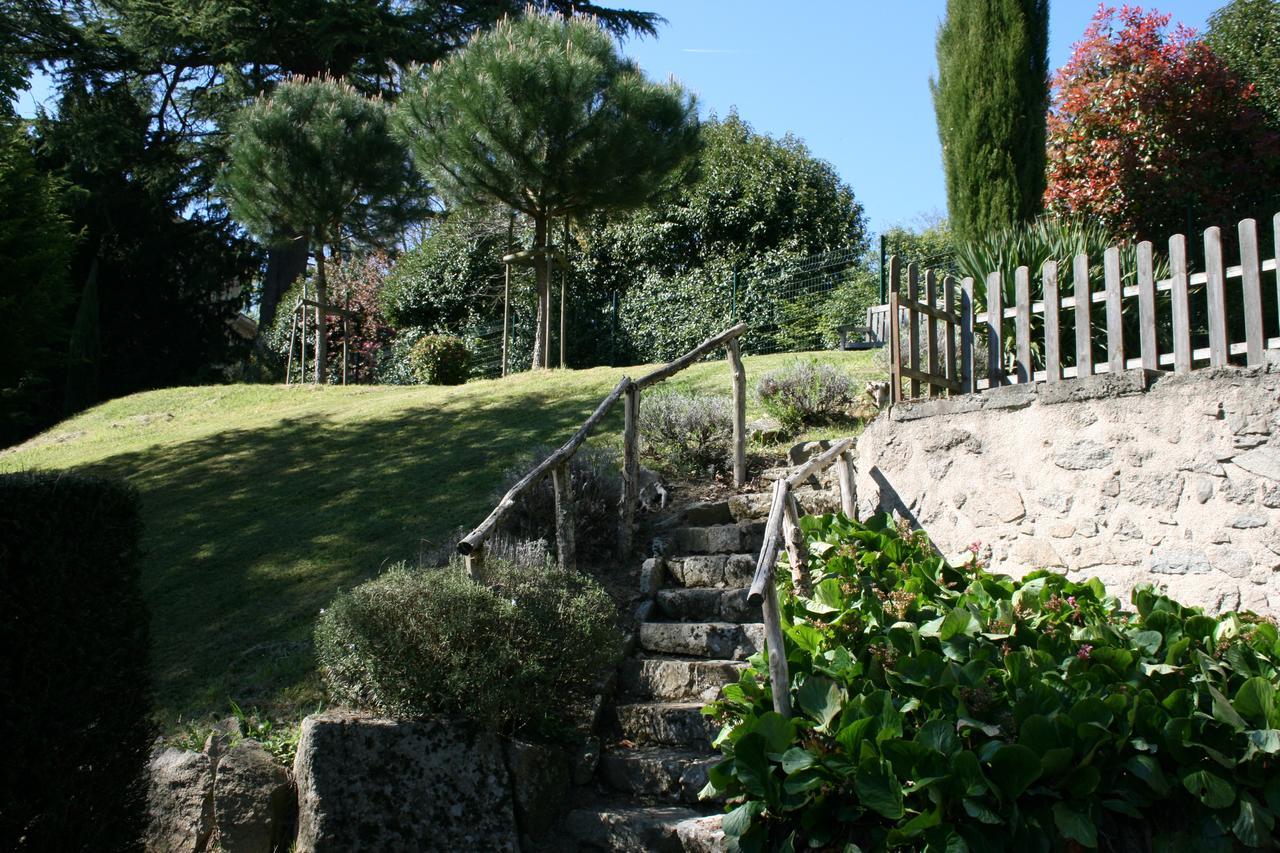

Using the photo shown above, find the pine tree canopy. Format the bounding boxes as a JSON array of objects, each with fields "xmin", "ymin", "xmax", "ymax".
[
  {"xmin": 931, "ymin": 0, "xmax": 1049, "ymax": 247},
  {"xmin": 394, "ymin": 10, "xmax": 700, "ymax": 222},
  {"xmin": 221, "ymin": 75, "xmax": 406, "ymax": 248}
]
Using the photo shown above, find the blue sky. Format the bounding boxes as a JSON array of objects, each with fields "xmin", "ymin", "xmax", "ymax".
[
  {"xmin": 16, "ymin": 1, "xmax": 1226, "ymax": 235},
  {"xmin": 606, "ymin": 1, "xmax": 1225, "ymax": 233}
]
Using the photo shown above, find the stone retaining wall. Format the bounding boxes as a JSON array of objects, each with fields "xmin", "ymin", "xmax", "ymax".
[{"xmin": 855, "ymin": 364, "xmax": 1280, "ymax": 614}]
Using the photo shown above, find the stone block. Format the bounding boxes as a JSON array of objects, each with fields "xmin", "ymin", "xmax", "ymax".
[
  {"xmin": 1038, "ymin": 369, "xmax": 1152, "ymax": 405},
  {"xmin": 211, "ymin": 739, "xmax": 293, "ymax": 853},
  {"xmin": 146, "ymin": 748, "xmax": 213, "ymax": 853},
  {"xmin": 293, "ymin": 710, "xmax": 518, "ymax": 853},
  {"xmin": 1234, "ymin": 446, "xmax": 1280, "ymax": 481},
  {"xmin": 1053, "ymin": 439, "xmax": 1114, "ymax": 470},
  {"xmin": 1148, "ymin": 550, "xmax": 1211, "ymax": 575},
  {"xmin": 505, "ymin": 740, "xmax": 569, "ymax": 840}
]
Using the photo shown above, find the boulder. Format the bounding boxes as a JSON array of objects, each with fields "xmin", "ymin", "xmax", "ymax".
[
  {"xmin": 145, "ymin": 748, "xmax": 214, "ymax": 853},
  {"xmin": 211, "ymin": 739, "xmax": 294, "ymax": 853},
  {"xmin": 293, "ymin": 710, "xmax": 518, "ymax": 853}
]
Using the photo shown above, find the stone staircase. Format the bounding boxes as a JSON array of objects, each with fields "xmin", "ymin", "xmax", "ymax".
[{"xmin": 561, "ymin": 469, "xmax": 842, "ymax": 852}]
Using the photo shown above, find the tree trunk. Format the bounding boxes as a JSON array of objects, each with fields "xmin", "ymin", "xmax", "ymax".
[
  {"xmin": 531, "ymin": 215, "xmax": 549, "ymax": 370},
  {"xmin": 260, "ymin": 241, "xmax": 309, "ymax": 333},
  {"xmin": 314, "ymin": 246, "xmax": 329, "ymax": 384}
]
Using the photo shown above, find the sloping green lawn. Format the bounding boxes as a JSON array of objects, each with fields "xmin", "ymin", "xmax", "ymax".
[{"xmin": 0, "ymin": 349, "xmax": 883, "ymax": 728}]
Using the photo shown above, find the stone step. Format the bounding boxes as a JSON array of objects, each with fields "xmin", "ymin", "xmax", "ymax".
[
  {"xmin": 615, "ymin": 702, "xmax": 718, "ymax": 748},
  {"xmin": 599, "ymin": 747, "xmax": 721, "ymax": 805},
  {"xmin": 639, "ymin": 622, "xmax": 763, "ymax": 661},
  {"xmin": 654, "ymin": 587, "xmax": 760, "ymax": 623},
  {"xmin": 727, "ymin": 486, "xmax": 841, "ymax": 522},
  {"xmin": 668, "ymin": 522, "xmax": 764, "ymax": 556},
  {"xmin": 760, "ymin": 466, "xmax": 836, "ymax": 488},
  {"xmin": 618, "ymin": 657, "xmax": 747, "ymax": 703},
  {"xmin": 663, "ymin": 553, "xmax": 756, "ymax": 589},
  {"xmin": 562, "ymin": 801, "xmax": 716, "ymax": 853}
]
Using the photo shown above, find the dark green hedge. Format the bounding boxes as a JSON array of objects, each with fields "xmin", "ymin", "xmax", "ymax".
[{"xmin": 0, "ymin": 472, "xmax": 153, "ymax": 852}]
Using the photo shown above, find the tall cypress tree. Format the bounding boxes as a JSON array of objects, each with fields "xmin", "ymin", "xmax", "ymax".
[{"xmin": 932, "ymin": 0, "xmax": 1049, "ymax": 247}]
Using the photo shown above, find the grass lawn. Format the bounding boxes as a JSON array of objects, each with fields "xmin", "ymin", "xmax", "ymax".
[{"xmin": 0, "ymin": 348, "xmax": 884, "ymax": 728}]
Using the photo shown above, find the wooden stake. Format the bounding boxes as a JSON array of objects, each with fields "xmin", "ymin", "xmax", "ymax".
[
  {"xmin": 560, "ymin": 218, "xmax": 568, "ymax": 370},
  {"xmin": 552, "ymin": 462, "xmax": 576, "ymax": 572},
  {"xmin": 727, "ymin": 339, "xmax": 747, "ymax": 487},
  {"xmin": 781, "ymin": 492, "xmax": 809, "ymax": 592},
  {"xmin": 464, "ymin": 544, "xmax": 485, "ymax": 581},
  {"xmin": 618, "ymin": 382, "xmax": 639, "ymax": 558},
  {"xmin": 502, "ymin": 213, "xmax": 514, "ymax": 377},
  {"xmin": 285, "ymin": 305, "xmax": 299, "ymax": 385},
  {"xmin": 837, "ymin": 449, "xmax": 856, "ymax": 518}
]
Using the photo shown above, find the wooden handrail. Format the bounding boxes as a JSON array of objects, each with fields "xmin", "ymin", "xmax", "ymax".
[
  {"xmin": 748, "ymin": 441, "xmax": 858, "ymax": 718},
  {"xmin": 634, "ymin": 322, "xmax": 749, "ymax": 389},
  {"xmin": 458, "ymin": 376, "xmax": 631, "ymax": 559},
  {"xmin": 457, "ymin": 323, "xmax": 752, "ymax": 575}
]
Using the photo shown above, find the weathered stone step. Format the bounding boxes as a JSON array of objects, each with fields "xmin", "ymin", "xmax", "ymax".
[
  {"xmin": 639, "ymin": 622, "xmax": 763, "ymax": 660},
  {"xmin": 669, "ymin": 522, "xmax": 764, "ymax": 556},
  {"xmin": 618, "ymin": 657, "xmax": 746, "ymax": 703},
  {"xmin": 727, "ymin": 486, "xmax": 841, "ymax": 522},
  {"xmin": 599, "ymin": 747, "xmax": 721, "ymax": 805},
  {"xmin": 615, "ymin": 702, "xmax": 718, "ymax": 748},
  {"xmin": 655, "ymin": 587, "xmax": 760, "ymax": 623},
  {"xmin": 663, "ymin": 553, "xmax": 756, "ymax": 589},
  {"xmin": 563, "ymin": 801, "xmax": 715, "ymax": 853}
]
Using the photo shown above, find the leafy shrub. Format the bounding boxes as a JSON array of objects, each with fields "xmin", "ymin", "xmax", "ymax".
[
  {"xmin": 707, "ymin": 513, "xmax": 1280, "ymax": 851},
  {"xmin": 638, "ymin": 389, "xmax": 733, "ymax": 475},
  {"xmin": 315, "ymin": 561, "xmax": 621, "ymax": 741},
  {"xmin": 0, "ymin": 472, "xmax": 152, "ymax": 851},
  {"xmin": 407, "ymin": 333, "xmax": 470, "ymax": 385},
  {"xmin": 496, "ymin": 445, "xmax": 622, "ymax": 562},
  {"xmin": 755, "ymin": 360, "xmax": 858, "ymax": 432}
]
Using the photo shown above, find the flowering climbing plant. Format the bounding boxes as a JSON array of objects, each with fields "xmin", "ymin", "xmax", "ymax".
[
  {"xmin": 704, "ymin": 512, "xmax": 1280, "ymax": 851},
  {"xmin": 1044, "ymin": 5, "xmax": 1280, "ymax": 242}
]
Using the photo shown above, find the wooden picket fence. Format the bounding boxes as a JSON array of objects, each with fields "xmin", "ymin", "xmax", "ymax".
[{"xmin": 887, "ymin": 213, "xmax": 1280, "ymax": 403}]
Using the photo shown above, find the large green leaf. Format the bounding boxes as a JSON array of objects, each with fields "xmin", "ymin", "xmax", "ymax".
[
  {"xmin": 1052, "ymin": 803, "xmax": 1098, "ymax": 848},
  {"xmin": 940, "ymin": 607, "xmax": 978, "ymax": 641},
  {"xmin": 854, "ymin": 757, "xmax": 905, "ymax": 819},
  {"xmin": 753, "ymin": 712, "xmax": 797, "ymax": 755},
  {"xmin": 1123, "ymin": 755, "xmax": 1170, "ymax": 796},
  {"xmin": 1182, "ymin": 770, "xmax": 1236, "ymax": 810},
  {"xmin": 796, "ymin": 676, "xmax": 845, "ymax": 732},
  {"xmin": 1234, "ymin": 677, "xmax": 1276, "ymax": 725},
  {"xmin": 1232, "ymin": 793, "xmax": 1275, "ymax": 848},
  {"xmin": 988, "ymin": 743, "xmax": 1042, "ymax": 800},
  {"xmin": 722, "ymin": 801, "xmax": 765, "ymax": 840}
]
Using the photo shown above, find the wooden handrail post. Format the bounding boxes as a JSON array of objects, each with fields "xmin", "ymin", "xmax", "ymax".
[
  {"xmin": 837, "ymin": 449, "xmax": 855, "ymax": 519},
  {"xmin": 781, "ymin": 492, "xmax": 809, "ymax": 592},
  {"xmin": 618, "ymin": 382, "xmax": 639, "ymax": 558},
  {"xmin": 464, "ymin": 544, "xmax": 485, "ymax": 581},
  {"xmin": 762, "ymin": 581, "xmax": 791, "ymax": 718},
  {"xmin": 552, "ymin": 462, "xmax": 576, "ymax": 572},
  {"xmin": 727, "ymin": 339, "xmax": 747, "ymax": 487}
]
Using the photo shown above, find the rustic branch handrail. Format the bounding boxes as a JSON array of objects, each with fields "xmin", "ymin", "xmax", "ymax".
[
  {"xmin": 633, "ymin": 322, "xmax": 750, "ymax": 389},
  {"xmin": 747, "ymin": 440, "xmax": 858, "ymax": 718},
  {"xmin": 456, "ymin": 323, "xmax": 751, "ymax": 576},
  {"xmin": 457, "ymin": 375, "xmax": 631, "ymax": 560}
]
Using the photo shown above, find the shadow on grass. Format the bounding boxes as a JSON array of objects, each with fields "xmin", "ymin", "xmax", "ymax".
[{"xmin": 78, "ymin": 385, "xmax": 624, "ymax": 725}]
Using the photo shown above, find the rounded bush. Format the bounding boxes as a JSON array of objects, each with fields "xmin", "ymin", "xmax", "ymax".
[
  {"xmin": 315, "ymin": 561, "xmax": 621, "ymax": 741},
  {"xmin": 408, "ymin": 334, "xmax": 470, "ymax": 385},
  {"xmin": 755, "ymin": 359, "xmax": 858, "ymax": 432},
  {"xmin": 496, "ymin": 445, "xmax": 622, "ymax": 562},
  {"xmin": 638, "ymin": 389, "xmax": 733, "ymax": 475}
]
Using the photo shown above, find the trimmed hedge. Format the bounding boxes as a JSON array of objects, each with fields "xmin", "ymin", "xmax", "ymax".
[
  {"xmin": 316, "ymin": 561, "xmax": 622, "ymax": 742},
  {"xmin": 0, "ymin": 472, "xmax": 152, "ymax": 852}
]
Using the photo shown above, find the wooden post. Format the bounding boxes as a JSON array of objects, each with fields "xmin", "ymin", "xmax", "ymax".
[
  {"xmin": 1043, "ymin": 261, "xmax": 1061, "ymax": 382},
  {"xmin": 1239, "ymin": 218, "xmax": 1264, "ymax": 366},
  {"xmin": 727, "ymin": 339, "xmax": 747, "ymax": 487},
  {"xmin": 464, "ymin": 544, "xmax": 485, "ymax": 581},
  {"xmin": 987, "ymin": 271, "xmax": 1003, "ymax": 386},
  {"xmin": 552, "ymin": 462, "xmax": 576, "ymax": 572},
  {"xmin": 300, "ymin": 281, "xmax": 308, "ymax": 383},
  {"xmin": 1104, "ymin": 246, "xmax": 1125, "ymax": 374},
  {"xmin": 837, "ymin": 449, "xmax": 856, "ymax": 518},
  {"xmin": 1205, "ymin": 226, "xmax": 1228, "ymax": 367},
  {"xmin": 618, "ymin": 382, "xmax": 639, "ymax": 558},
  {"xmin": 342, "ymin": 291, "xmax": 349, "ymax": 386},
  {"xmin": 285, "ymin": 306, "xmax": 299, "ymax": 385},
  {"xmin": 561, "ymin": 218, "xmax": 569, "ymax": 370},
  {"xmin": 1170, "ymin": 234, "xmax": 1191, "ymax": 374},
  {"xmin": 1073, "ymin": 254, "xmax": 1093, "ymax": 378},
  {"xmin": 907, "ymin": 263, "xmax": 921, "ymax": 399},
  {"xmin": 960, "ymin": 277, "xmax": 975, "ymax": 394},
  {"xmin": 1014, "ymin": 265, "xmax": 1031, "ymax": 383},
  {"xmin": 925, "ymin": 269, "xmax": 939, "ymax": 396},
  {"xmin": 944, "ymin": 275, "xmax": 957, "ymax": 390},
  {"xmin": 888, "ymin": 257, "xmax": 902, "ymax": 403},
  {"xmin": 1137, "ymin": 241, "xmax": 1158, "ymax": 370},
  {"xmin": 502, "ymin": 213, "xmax": 514, "ymax": 377},
  {"xmin": 762, "ymin": 581, "xmax": 791, "ymax": 718},
  {"xmin": 781, "ymin": 492, "xmax": 808, "ymax": 592}
]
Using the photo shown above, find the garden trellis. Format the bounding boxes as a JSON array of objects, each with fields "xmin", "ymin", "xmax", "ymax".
[{"xmin": 887, "ymin": 212, "xmax": 1280, "ymax": 403}]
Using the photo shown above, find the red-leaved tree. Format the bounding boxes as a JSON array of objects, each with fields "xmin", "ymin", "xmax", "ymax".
[{"xmin": 1045, "ymin": 5, "xmax": 1280, "ymax": 241}]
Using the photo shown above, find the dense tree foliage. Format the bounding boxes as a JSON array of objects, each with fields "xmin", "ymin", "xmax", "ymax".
[
  {"xmin": 1207, "ymin": 0, "xmax": 1280, "ymax": 129},
  {"xmin": 223, "ymin": 76, "xmax": 405, "ymax": 382},
  {"xmin": 1045, "ymin": 6, "xmax": 1280, "ymax": 241},
  {"xmin": 932, "ymin": 0, "xmax": 1049, "ymax": 246},
  {"xmin": 396, "ymin": 10, "xmax": 699, "ymax": 369}
]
